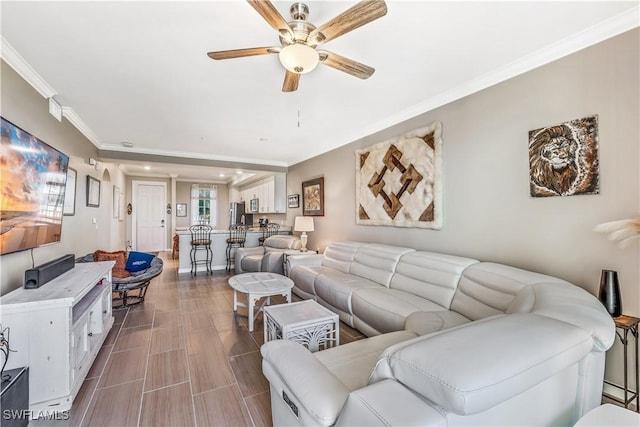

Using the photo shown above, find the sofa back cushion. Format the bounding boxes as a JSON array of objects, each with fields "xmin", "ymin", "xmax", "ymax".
[
  {"xmin": 264, "ymin": 235, "xmax": 302, "ymax": 250},
  {"xmin": 321, "ymin": 242, "xmax": 366, "ymax": 273},
  {"xmin": 349, "ymin": 244, "xmax": 414, "ymax": 287},
  {"xmin": 390, "ymin": 251, "xmax": 478, "ymax": 308},
  {"xmin": 451, "ymin": 262, "xmax": 568, "ymax": 320}
]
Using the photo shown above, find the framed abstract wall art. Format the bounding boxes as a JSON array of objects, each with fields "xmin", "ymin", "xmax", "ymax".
[
  {"xmin": 528, "ymin": 115, "xmax": 599, "ymax": 197},
  {"xmin": 355, "ymin": 122, "xmax": 443, "ymax": 229},
  {"xmin": 302, "ymin": 178, "xmax": 324, "ymax": 216}
]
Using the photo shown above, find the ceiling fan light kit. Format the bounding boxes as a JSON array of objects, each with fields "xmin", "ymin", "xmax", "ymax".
[
  {"xmin": 208, "ymin": 0, "xmax": 388, "ymax": 92},
  {"xmin": 279, "ymin": 43, "xmax": 319, "ymax": 74}
]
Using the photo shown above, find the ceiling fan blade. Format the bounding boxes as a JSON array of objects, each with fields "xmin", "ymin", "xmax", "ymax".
[
  {"xmin": 247, "ymin": 0, "xmax": 294, "ymax": 40},
  {"xmin": 282, "ymin": 71, "xmax": 300, "ymax": 92},
  {"xmin": 318, "ymin": 51, "xmax": 375, "ymax": 79},
  {"xmin": 308, "ymin": 0, "xmax": 387, "ymax": 46},
  {"xmin": 207, "ymin": 47, "xmax": 279, "ymax": 60}
]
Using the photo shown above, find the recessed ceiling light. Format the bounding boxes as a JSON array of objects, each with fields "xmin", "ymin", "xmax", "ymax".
[
  {"xmin": 236, "ymin": 170, "xmax": 242, "ymax": 174},
  {"xmin": 144, "ymin": 166, "xmax": 151, "ymax": 170},
  {"xmin": 121, "ymin": 141, "xmax": 134, "ymax": 148},
  {"xmin": 219, "ymin": 173, "xmax": 225, "ymax": 177}
]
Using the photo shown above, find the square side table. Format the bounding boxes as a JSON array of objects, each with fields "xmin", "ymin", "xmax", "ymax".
[{"xmin": 264, "ymin": 300, "xmax": 339, "ymax": 352}]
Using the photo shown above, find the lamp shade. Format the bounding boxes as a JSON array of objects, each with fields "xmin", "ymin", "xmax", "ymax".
[
  {"xmin": 294, "ymin": 216, "xmax": 314, "ymax": 232},
  {"xmin": 278, "ymin": 44, "xmax": 319, "ymax": 74},
  {"xmin": 598, "ymin": 269, "xmax": 622, "ymax": 317}
]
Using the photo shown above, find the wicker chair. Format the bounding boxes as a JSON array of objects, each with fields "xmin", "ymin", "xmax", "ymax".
[{"xmin": 76, "ymin": 252, "xmax": 163, "ymax": 309}]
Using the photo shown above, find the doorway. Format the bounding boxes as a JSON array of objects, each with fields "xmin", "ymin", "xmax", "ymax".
[{"xmin": 132, "ymin": 181, "xmax": 167, "ymax": 252}]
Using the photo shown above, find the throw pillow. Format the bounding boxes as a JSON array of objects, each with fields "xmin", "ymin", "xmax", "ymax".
[
  {"xmin": 94, "ymin": 250, "xmax": 130, "ymax": 278},
  {"xmin": 125, "ymin": 251, "xmax": 155, "ymax": 273}
]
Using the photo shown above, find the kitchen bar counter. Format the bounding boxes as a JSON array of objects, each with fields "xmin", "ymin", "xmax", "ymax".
[{"xmin": 175, "ymin": 228, "xmax": 291, "ymax": 273}]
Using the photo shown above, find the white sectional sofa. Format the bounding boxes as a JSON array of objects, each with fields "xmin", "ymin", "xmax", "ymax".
[{"xmin": 261, "ymin": 241, "xmax": 616, "ymax": 426}]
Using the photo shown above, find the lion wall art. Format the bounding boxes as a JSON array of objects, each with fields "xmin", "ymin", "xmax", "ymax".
[
  {"xmin": 355, "ymin": 122, "xmax": 442, "ymax": 229},
  {"xmin": 528, "ymin": 115, "xmax": 600, "ymax": 197}
]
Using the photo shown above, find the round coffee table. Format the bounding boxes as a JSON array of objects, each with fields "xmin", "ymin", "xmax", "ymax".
[{"xmin": 228, "ymin": 272, "xmax": 294, "ymax": 332}]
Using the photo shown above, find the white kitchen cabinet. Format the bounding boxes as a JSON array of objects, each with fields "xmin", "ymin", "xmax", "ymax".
[
  {"xmin": 0, "ymin": 261, "xmax": 115, "ymax": 414},
  {"xmin": 238, "ymin": 173, "xmax": 287, "ymax": 214}
]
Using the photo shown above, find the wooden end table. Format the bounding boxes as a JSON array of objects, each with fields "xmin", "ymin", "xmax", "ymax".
[
  {"xmin": 228, "ymin": 272, "xmax": 293, "ymax": 332},
  {"xmin": 603, "ymin": 314, "xmax": 639, "ymax": 412}
]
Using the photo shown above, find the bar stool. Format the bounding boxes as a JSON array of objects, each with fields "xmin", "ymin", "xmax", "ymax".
[
  {"xmin": 226, "ymin": 224, "xmax": 248, "ymax": 272},
  {"xmin": 189, "ymin": 224, "xmax": 213, "ymax": 275},
  {"xmin": 259, "ymin": 223, "xmax": 280, "ymax": 246}
]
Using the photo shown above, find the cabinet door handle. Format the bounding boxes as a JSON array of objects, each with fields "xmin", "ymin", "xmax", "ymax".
[{"xmin": 88, "ymin": 332, "xmax": 93, "ymax": 337}]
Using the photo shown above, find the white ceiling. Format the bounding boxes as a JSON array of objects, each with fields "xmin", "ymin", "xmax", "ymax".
[{"xmin": 1, "ymin": 1, "xmax": 638, "ymax": 182}]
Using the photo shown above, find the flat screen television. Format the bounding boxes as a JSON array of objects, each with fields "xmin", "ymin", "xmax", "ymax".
[{"xmin": 0, "ymin": 117, "xmax": 70, "ymax": 255}]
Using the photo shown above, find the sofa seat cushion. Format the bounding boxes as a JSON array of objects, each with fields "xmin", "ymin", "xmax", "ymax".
[
  {"xmin": 404, "ymin": 310, "xmax": 471, "ymax": 336},
  {"xmin": 315, "ymin": 330, "xmax": 417, "ymax": 391},
  {"xmin": 352, "ymin": 288, "xmax": 448, "ymax": 334},
  {"xmin": 315, "ymin": 271, "xmax": 380, "ymax": 315}
]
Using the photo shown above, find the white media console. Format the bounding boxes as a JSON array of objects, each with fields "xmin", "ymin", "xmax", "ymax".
[{"xmin": 0, "ymin": 261, "xmax": 115, "ymax": 413}]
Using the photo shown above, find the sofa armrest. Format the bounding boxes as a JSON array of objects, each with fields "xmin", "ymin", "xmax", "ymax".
[
  {"xmin": 374, "ymin": 313, "xmax": 594, "ymax": 415},
  {"xmin": 261, "ymin": 340, "xmax": 350, "ymax": 426},
  {"xmin": 287, "ymin": 253, "xmax": 323, "ymax": 272},
  {"xmin": 234, "ymin": 246, "xmax": 264, "ymax": 274}
]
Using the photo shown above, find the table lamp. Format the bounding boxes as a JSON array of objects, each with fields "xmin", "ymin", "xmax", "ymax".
[{"xmin": 294, "ymin": 216, "xmax": 314, "ymax": 252}]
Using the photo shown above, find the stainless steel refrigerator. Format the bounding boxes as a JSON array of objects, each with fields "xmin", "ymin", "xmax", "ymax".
[{"xmin": 229, "ymin": 202, "xmax": 245, "ymax": 226}]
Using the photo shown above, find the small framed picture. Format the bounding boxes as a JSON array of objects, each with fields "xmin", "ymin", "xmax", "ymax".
[
  {"xmin": 302, "ymin": 177, "xmax": 324, "ymax": 216},
  {"xmin": 63, "ymin": 167, "xmax": 77, "ymax": 216},
  {"xmin": 288, "ymin": 194, "xmax": 300, "ymax": 208},
  {"xmin": 112, "ymin": 185, "xmax": 120, "ymax": 218},
  {"xmin": 86, "ymin": 175, "xmax": 100, "ymax": 207},
  {"xmin": 176, "ymin": 203, "xmax": 187, "ymax": 217},
  {"xmin": 250, "ymin": 198, "xmax": 259, "ymax": 213}
]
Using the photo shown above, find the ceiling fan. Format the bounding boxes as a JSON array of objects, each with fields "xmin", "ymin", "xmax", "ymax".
[{"xmin": 207, "ymin": 0, "xmax": 387, "ymax": 92}]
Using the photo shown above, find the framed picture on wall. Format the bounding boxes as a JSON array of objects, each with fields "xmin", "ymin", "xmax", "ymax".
[
  {"xmin": 302, "ymin": 177, "xmax": 324, "ymax": 216},
  {"xmin": 63, "ymin": 167, "xmax": 77, "ymax": 216},
  {"xmin": 86, "ymin": 175, "xmax": 100, "ymax": 207},
  {"xmin": 113, "ymin": 185, "xmax": 120, "ymax": 218},
  {"xmin": 288, "ymin": 194, "xmax": 300, "ymax": 208},
  {"xmin": 176, "ymin": 203, "xmax": 187, "ymax": 217},
  {"xmin": 118, "ymin": 192, "xmax": 125, "ymax": 221}
]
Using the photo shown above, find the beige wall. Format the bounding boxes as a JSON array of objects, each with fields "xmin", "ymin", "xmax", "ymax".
[
  {"xmin": 1, "ymin": 62, "xmax": 127, "ymax": 294},
  {"xmin": 286, "ymin": 29, "xmax": 639, "ymax": 384}
]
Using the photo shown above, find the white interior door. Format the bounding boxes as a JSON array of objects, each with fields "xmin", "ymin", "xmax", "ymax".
[{"xmin": 134, "ymin": 182, "xmax": 166, "ymax": 252}]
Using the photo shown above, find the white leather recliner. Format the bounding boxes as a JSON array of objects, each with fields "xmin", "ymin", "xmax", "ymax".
[{"xmin": 235, "ymin": 235, "xmax": 302, "ymax": 275}]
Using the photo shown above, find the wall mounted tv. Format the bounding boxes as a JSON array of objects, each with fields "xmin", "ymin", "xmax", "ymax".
[{"xmin": 1, "ymin": 117, "xmax": 70, "ymax": 255}]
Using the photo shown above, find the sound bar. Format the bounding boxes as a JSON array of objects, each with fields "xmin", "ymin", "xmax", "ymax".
[{"xmin": 24, "ymin": 254, "xmax": 75, "ymax": 289}]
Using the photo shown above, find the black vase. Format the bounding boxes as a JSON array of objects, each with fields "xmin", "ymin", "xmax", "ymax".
[{"xmin": 598, "ymin": 270, "xmax": 622, "ymax": 317}]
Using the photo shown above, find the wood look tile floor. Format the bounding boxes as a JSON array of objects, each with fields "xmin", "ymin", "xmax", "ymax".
[{"xmin": 36, "ymin": 252, "xmax": 365, "ymax": 427}]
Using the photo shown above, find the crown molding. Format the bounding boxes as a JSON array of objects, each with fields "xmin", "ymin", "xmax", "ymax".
[
  {"xmin": 290, "ymin": 6, "xmax": 640, "ymax": 166},
  {"xmin": 61, "ymin": 107, "xmax": 102, "ymax": 146},
  {"xmin": 1, "ymin": 37, "xmax": 56, "ymax": 98}
]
